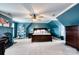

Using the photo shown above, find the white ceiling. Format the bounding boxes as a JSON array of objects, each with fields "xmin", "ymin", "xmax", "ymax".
[{"xmin": 0, "ymin": 3, "xmax": 73, "ymax": 23}]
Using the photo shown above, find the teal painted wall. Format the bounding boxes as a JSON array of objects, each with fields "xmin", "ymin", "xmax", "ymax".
[
  {"xmin": 0, "ymin": 14, "xmax": 13, "ymax": 36},
  {"xmin": 28, "ymin": 23, "xmax": 50, "ymax": 33},
  {"xmin": 13, "ymin": 22, "xmax": 18, "ymax": 38},
  {"xmin": 0, "ymin": 26, "xmax": 13, "ymax": 37},
  {"xmin": 48, "ymin": 20, "xmax": 65, "ymax": 39},
  {"xmin": 57, "ymin": 4, "xmax": 79, "ymax": 26},
  {"xmin": 48, "ymin": 21, "xmax": 59, "ymax": 37}
]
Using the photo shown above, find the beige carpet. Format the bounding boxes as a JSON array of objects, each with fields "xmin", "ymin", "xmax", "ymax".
[{"xmin": 5, "ymin": 38, "xmax": 79, "ymax": 55}]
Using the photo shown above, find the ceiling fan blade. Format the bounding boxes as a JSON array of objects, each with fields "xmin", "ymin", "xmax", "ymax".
[
  {"xmin": 38, "ymin": 10, "xmax": 54, "ymax": 16},
  {"xmin": 22, "ymin": 3, "xmax": 35, "ymax": 15}
]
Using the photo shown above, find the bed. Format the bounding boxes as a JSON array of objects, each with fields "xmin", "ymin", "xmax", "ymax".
[{"xmin": 32, "ymin": 28, "xmax": 52, "ymax": 42}]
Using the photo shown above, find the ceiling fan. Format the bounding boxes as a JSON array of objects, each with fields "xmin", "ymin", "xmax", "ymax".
[
  {"xmin": 25, "ymin": 13, "xmax": 45, "ymax": 22},
  {"xmin": 31, "ymin": 13, "xmax": 44, "ymax": 19},
  {"xmin": 22, "ymin": 4, "xmax": 47, "ymax": 21}
]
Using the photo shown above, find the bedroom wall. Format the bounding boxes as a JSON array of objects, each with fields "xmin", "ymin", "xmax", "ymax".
[
  {"xmin": 28, "ymin": 23, "xmax": 50, "ymax": 33},
  {"xmin": 0, "ymin": 26, "xmax": 13, "ymax": 37},
  {"xmin": 0, "ymin": 14, "xmax": 13, "ymax": 37},
  {"xmin": 48, "ymin": 20, "xmax": 65, "ymax": 39},
  {"xmin": 57, "ymin": 4, "xmax": 79, "ymax": 26},
  {"xmin": 13, "ymin": 22, "xmax": 18, "ymax": 38}
]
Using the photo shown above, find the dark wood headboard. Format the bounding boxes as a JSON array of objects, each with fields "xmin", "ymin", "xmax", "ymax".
[{"xmin": 34, "ymin": 28, "xmax": 48, "ymax": 31}]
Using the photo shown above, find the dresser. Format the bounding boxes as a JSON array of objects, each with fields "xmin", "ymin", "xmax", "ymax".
[{"xmin": 66, "ymin": 25, "xmax": 79, "ymax": 50}]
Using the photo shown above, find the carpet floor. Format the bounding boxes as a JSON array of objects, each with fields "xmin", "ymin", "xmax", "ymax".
[{"xmin": 5, "ymin": 38, "xmax": 79, "ymax": 55}]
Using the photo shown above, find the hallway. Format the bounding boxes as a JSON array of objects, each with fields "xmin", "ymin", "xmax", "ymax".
[{"xmin": 5, "ymin": 38, "xmax": 79, "ymax": 55}]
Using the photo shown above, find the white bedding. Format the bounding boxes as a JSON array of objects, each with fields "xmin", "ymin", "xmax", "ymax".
[{"xmin": 33, "ymin": 29, "xmax": 51, "ymax": 35}]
